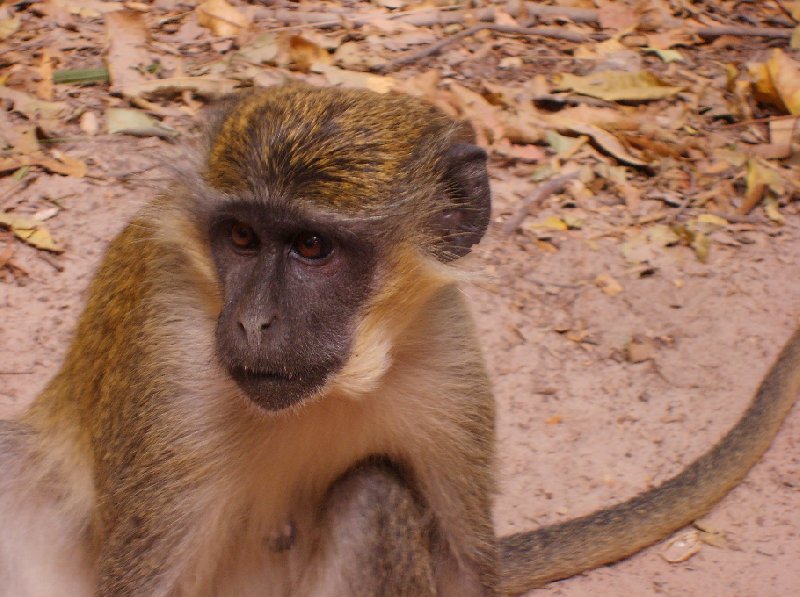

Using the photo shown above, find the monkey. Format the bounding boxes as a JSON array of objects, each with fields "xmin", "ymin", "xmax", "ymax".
[{"xmin": 0, "ymin": 83, "xmax": 797, "ymax": 597}]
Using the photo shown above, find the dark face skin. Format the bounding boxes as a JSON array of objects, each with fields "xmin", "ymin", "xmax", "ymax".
[{"xmin": 210, "ymin": 201, "xmax": 378, "ymax": 411}]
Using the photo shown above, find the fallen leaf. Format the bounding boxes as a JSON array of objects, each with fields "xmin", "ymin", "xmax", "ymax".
[
  {"xmin": 123, "ymin": 76, "xmax": 238, "ymax": 100},
  {"xmin": 595, "ymin": 273, "xmax": 623, "ymax": 296},
  {"xmin": 749, "ymin": 49, "xmax": 800, "ymax": 115},
  {"xmin": 556, "ymin": 70, "xmax": 683, "ymax": 102},
  {"xmin": 196, "ymin": 0, "xmax": 249, "ymax": 36},
  {"xmin": 0, "ymin": 212, "xmax": 63, "ymax": 252},
  {"xmin": 105, "ymin": 9, "xmax": 151, "ymax": 97},
  {"xmin": 768, "ymin": 49, "xmax": 800, "ymax": 115},
  {"xmin": 280, "ymin": 34, "xmax": 332, "ymax": 71},
  {"xmin": 0, "ymin": 153, "xmax": 87, "ymax": 177},
  {"xmin": 492, "ymin": 139, "xmax": 545, "ymax": 162},
  {"xmin": 52, "ymin": 68, "xmax": 110, "ymax": 85},
  {"xmin": 764, "ymin": 196, "xmax": 785, "ymax": 224},
  {"xmin": 626, "ymin": 337, "xmax": 655, "ymax": 363},
  {"xmin": 530, "ymin": 215, "xmax": 568, "ymax": 232},
  {"xmin": 597, "ymin": 1, "xmax": 639, "ymax": 30},
  {"xmin": 661, "ymin": 530, "xmax": 702, "ymax": 563},
  {"xmin": 237, "ymin": 33, "xmax": 280, "ymax": 65},
  {"xmin": 51, "ymin": 0, "xmax": 121, "ymax": 18},
  {"xmin": 0, "ymin": 86, "xmax": 69, "ymax": 122},
  {"xmin": 0, "ymin": 13, "xmax": 21, "ymax": 40},
  {"xmin": 316, "ymin": 65, "xmax": 394, "ymax": 94},
  {"xmin": 739, "ymin": 159, "xmax": 785, "ymax": 214},
  {"xmin": 448, "ymin": 82, "xmax": 507, "ymax": 146},
  {"xmin": 697, "ymin": 214, "xmax": 728, "ymax": 227},
  {"xmin": 546, "ymin": 131, "xmax": 586, "ymax": 158},
  {"xmin": 647, "ymin": 48, "xmax": 684, "ymax": 63},
  {"xmin": 691, "ymin": 231, "xmax": 710, "ymax": 263},
  {"xmin": 80, "ymin": 111, "xmax": 99, "ymax": 136},
  {"xmin": 106, "ymin": 108, "xmax": 177, "ymax": 138}
]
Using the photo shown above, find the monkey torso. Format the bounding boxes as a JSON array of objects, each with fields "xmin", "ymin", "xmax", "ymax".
[{"xmin": 6, "ymin": 209, "xmax": 494, "ymax": 596}]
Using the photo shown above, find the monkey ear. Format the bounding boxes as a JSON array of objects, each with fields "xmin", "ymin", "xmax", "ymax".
[{"xmin": 433, "ymin": 143, "xmax": 491, "ymax": 261}]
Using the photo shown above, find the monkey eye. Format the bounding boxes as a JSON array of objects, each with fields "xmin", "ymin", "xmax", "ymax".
[
  {"xmin": 230, "ymin": 221, "xmax": 259, "ymax": 253},
  {"xmin": 291, "ymin": 231, "xmax": 333, "ymax": 262}
]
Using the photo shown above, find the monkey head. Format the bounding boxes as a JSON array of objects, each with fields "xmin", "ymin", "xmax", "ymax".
[{"xmin": 191, "ymin": 85, "xmax": 491, "ymax": 411}]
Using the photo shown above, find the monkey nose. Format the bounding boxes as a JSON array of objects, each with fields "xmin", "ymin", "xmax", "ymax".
[{"xmin": 238, "ymin": 313, "xmax": 277, "ymax": 343}]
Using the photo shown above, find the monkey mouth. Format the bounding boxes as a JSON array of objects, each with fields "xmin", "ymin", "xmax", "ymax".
[
  {"xmin": 227, "ymin": 364, "xmax": 325, "ymax": 412},
  {"xmin": 229, "ymin": 365, "xmax": 295, "ymax": 383}
]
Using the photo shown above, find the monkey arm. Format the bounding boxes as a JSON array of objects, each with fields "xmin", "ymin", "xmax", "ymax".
[{"xmin": 383, "ymin": 283, "xmax": 499, "ymax": 596}]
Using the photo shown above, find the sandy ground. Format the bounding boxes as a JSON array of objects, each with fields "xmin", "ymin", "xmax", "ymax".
[{"xmin": 1, "ymin": 136, "xmax": 798, "ymax": 595}]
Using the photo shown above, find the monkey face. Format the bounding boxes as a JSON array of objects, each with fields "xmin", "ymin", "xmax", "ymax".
[
  {"xmin": 209, "ymin": 200, "xmax": 379, "ymax": 411},
  {"xmin": 197, "ymin": 85, "xmax": 493, "ymax": 411}
]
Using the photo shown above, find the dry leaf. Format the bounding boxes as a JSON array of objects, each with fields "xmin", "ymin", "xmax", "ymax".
[
  {"xmin": 51, "ymin": 0, "xmax": 121, "ymax": 18},
  {"xmin": 740, "ymin": 159, "xmax": 785, "ymax": 214},
  {"xmin": 547, "ymin": 115, "xmax": 648, "ymax": 166},
  {"xmin": 0, "ymin": 86, "xmax": 68, "ymax": 123},
  {"xmin": 626, "ymin": 337, "xmax": 655, "ymax": 363},
  {"xmin": 280, "ymin": 34, "xmax": 332, "ymax": 71},
  {"xmin": 0, "ymin": 153, "xmax": 87, "ymax": 178},
  {"xmin": 196, "ymin": 0, "xmax": 249, "ymax": 36},
  {"xmin": 661, "ymin": 530, "xmax": 702, "ymax": 563},
  {"xmin": 529, "ymin": 215, "xmax": 568, "ymax": 232},
  {"xmin": 0, "ymin": 13, "xmax": 21, "ymax": 40},
  {"xmin": 556, "ymin": 70, "xmax": 683, "ymax": 102},
  {"xmin": 595, "ymin": 273, "xmax": 623, "ymax": 296},
  {"xmin": 316, "ymin": 65, "xmax": 394, "ymax": 94},
  {"xmin": 105, "ymin": 9, "xmax": 151, "ymax": 97},
  {"xmin": 106, "ymin": 108, "xmax": 177, "ymax": 138},
  {"xmin": 36, "ymin": 49, "xmax": 54, "ymax": 101},
  {"xmin": 749, "ymin": 49, "xmax": 800, "ymax": 115},
  {"xmin": 80, "ymin": 111, "xmax": 99, "ymax": 136},
  {"xmin": 123, "ymin": 76, "xmax": 238, "ymax": 100},
  {"xmin": 0, "ymin": 212, "xmax": 63, "ymax": 252},
  {"xmin": 769, "ymin": 50, "xmax": 800, "ymax": 115},
  {"xmin": 597, "ymin": 1, "xmax": 639, "ymax": 30},
  {"xmin": 238, "ymin": 33, "xmax": 280, "ymax": 65},
  {"xmin": 492, "ymin": 139, "xmax": 545, "ymax": 162}
]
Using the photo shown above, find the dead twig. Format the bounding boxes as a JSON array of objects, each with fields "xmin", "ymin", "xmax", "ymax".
[
  {"xmin": 503, "ymin": 171, "xmax": 582, "ymax": 235},
  {"xmin": 706, "ymin": 210, "xmax": 765, "ymax": 224},
  {"xmin": 695, "ymin": 26, "xmax": 793, "ymax": 38},
  {"xmin": 377, "ymin": 24, "xmax": 588, "ymax": 71},
  {"xmin": 38, "ymin": 251, "xmax": 64, "ymax": 272}
]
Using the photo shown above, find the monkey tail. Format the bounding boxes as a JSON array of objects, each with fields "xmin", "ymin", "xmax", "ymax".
[{"xmin": 500, "ymin": 327, "xmax": 800, "ymax": 595}]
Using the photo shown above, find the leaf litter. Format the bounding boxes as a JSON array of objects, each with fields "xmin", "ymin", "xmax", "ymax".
[{"xmin": 0, "ymin": 4, "xmax": 799, "ymax": 535}]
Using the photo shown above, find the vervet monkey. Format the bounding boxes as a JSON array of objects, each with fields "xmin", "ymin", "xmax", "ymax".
[{"xmin": 0, "ymin": 84, "xmax": 797, "ymax": 597}]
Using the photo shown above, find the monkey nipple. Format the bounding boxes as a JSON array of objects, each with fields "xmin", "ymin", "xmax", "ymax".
[{"xmin": 266, "ymin": 520, "xmax": 297, "ymax": 553}]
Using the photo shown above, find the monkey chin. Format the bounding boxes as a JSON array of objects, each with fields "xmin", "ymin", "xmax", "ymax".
[{"xmin": 228, "ymin": 366, "xmax": 328, "ymax": 412}]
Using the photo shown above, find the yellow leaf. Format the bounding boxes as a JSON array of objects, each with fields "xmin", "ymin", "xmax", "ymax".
[
  {"xmin": 697, "ymin": 214, "xmax": 728, "ymax": 227},
  {"xmin": 0, "ymin": 15, "xmax": 21, "ymax": 40},
  {"xmin": 768, "ymin": 49, "xmax": 800, "ymax": 115},
  {"xmin": 555, "ymin": 70, "xmax": 683, "ymax": 102},
  {"xmin": 316, "ymin": 65, "xmax": 394, "ymax": 94},
  {"xmin": 531, "ymin": 215, "xmax": 568, "ymax": 231},
  {"xmin": 792, "ymin": 26, "xmax": 800, "ymax": 50},
  {"xmin": 649, "ymin": 48, "xmax": 684, "ymax": 64},
  {"xmin": 196, "ymin": 0, "xmax": 249, "ymax": 36},
  {"xmin": 0, "ymin": 213, "xmax": 62, "ymax": 253},
  {"xmin": 764, "ymin": 197, "xmax": 785, "ymax": 224},
  {"xmin": 595, "ymin": 273, "xmax": 623, "ymax": 296},
  {"xmin": 691, "ymin": 231, "xmax": 710, "ymax": 263}
]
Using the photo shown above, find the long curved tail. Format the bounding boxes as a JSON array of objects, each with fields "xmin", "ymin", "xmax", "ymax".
[{"xmin": 501, "ymin": 327, "xmax": 800, "ymax": 594}]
